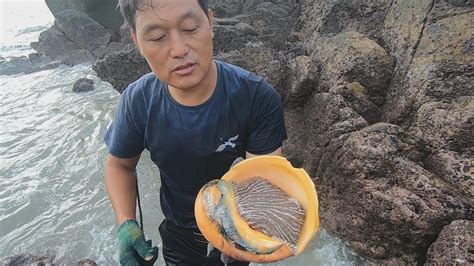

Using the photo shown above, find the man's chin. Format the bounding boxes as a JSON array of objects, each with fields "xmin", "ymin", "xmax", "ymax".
[{"xmin": 167, "ymin": 81, "xmax": 200, "ymax": 91}]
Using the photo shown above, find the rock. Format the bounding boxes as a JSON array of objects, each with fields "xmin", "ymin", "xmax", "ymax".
[
  {"xmin": 1, "ymin": 253, "xmax": 98, "ymax": 266},
  {"xmin": 426, "ymin": 149, "xmax": 474, "ymax": 200},
  {"xmin": 312, "ymin": 31, "xmax": 394, "ymax": 107},
  {"xmin": 32, "ymin": 24, "xmax": 83, "ymax": 61},
  {"xmin": 284, "ymin": 55, "xmax": 319, "ymax": 108},
  {"xmin": 210, "ymin": 1, "xmax": 299, "ymax": 49},
  {"xmin": 119, "ymin": 23, "xmax": 133, "ymax": 45},
  {"xmin": 333, "ymin": 82, "xmax": 383, "ymax": 124},
  {"xmin": 61, "ymin": 49, "xmax": 96, "ymax": 66},
  {"xmin": 0, "ymin": 56, "xmax": 60, "ymax": 76},
  {"xmin": 37, "ymin": 0, "xmax": 121, "ymax": 64},
  {"xmin": 77, "ymin": 0, "xmax": 122, "ymax": 32},
  {"xmin": 215, "ymin": 50, "xmax": 248, "ymax": 69},
  {"xmin": 409, "ymin": 97, "xmax": 474, "ymax": 154},
  {"xmin": 283, "ymin": 93, "xmax": 368, "ymax": 175},
  {"xmin": 76, "ymin": 258, "xmax": 98, "ymax": 266},
  {"xmin": 45, "ymin": 0, "xmax": 78, "ymax": 16},
  {"xmin": 425, "ymin": 220, "xmax": 474, "ymax": 265},
  {"xmin": 73, "ymin": 78, "xmax": 95, "ymax": 92},
  {"xmin": 55, "ymin": 10, "xmax": 111, "ymax": 58},
  {"xmin": 383, "ymin": 11, "xmax": 473, "ymax": 126},
  {"xmin": 429, "ymin": 0, "xmax": 474, "ymax": 23},
  {"xmin": 298, "ymin": 0, "xmax": 391, "ymax": 48},
  {"xmin": 2, "ymin": 253, "xmax": 54, "ymax": 266},
  {"xmin": 232, "ymin": 1, "xmax": 299, "ymax": 49},
  {"xmin": 381, "ymin": 0, "xmax": 433, "ymax": 79},
  {"xmin": 46, "ymin": 0, "xmax": 122, "ymax": 32},
  {"xmin": 317, "ymin": 123, "xmax": 471, "ymax": 263},
  {"xmin": 213, "ymin": 22, "xmax": 259, "ymax": 53},
  {"xmin": 210, "ymin": 0, "xmax": 298, "ymax": 18},
  {"xmin": 93, "ymin": 44, "xmax": 150, "ymax": 93}
]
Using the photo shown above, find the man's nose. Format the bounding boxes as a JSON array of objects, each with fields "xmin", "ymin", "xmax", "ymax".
[{"xmin": 169, "ymin": 32, "xmax": 189, "ymax": 58}]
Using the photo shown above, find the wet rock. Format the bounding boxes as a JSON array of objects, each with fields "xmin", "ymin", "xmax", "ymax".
[
  {"xmin": 312, "ymin": 31, "xmax": 394, "ymax": 107},
  {"xmin": 425, "ymin": 220, "xmax": 474, "ymax": 265},
  {"xmin": 37, "ymin": 0, "xmax": 121, "ymax": 64},
  {"xmin": 2, "ymin": 253, "xmax": 54, "ymax": 266},
  {"xmin": 32, "ymin": 25, "xmax": 83, "ymax": 61},
  {"xmin": 0, "ymin": 56, "xmax": 60, "ymax": 76},
  {"xmin": 317, "ymin": 123, "xmax": 471, "ymax": 263},
  {"xmin": 54, "ymin": 10, "xmax": 111, "ymax": 58},
  {"xmin": 45, "ymin": 0, "xmax": 78, "ymax": 15},
  {"xmin": 76, "ymin": 258, "xmax": 98, "ymax": 266},
  {"xmin": 2, "ymin": 253, "xmax": 98, "ymax": 266},
  {"xmin": 93, "ymin": 44, "xmax": 150, "ymax": 93},
  {"xmin": 73, "ymin": 78, "xmax": 95, "ymax": 93},
  {"xmin": 61, "ymin": 49, "xmax": 96, "ymax": 66},
  {"xmin": 46, "ymin": 0, "xmax": 122, "ymax": 32},
  {"xmin": 77, "ymin": 0, "xmax": 123, "ymax": 32}
]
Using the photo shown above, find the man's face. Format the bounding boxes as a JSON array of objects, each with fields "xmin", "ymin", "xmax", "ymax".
[{"xmin": 131, "ymin": 0, "xmax": 214, "ymax": 91}]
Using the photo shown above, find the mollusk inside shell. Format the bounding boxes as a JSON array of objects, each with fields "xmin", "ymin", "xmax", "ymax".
[{"xmin": 195, "ymin": 156, "xmax": 319, "ymax": 263}]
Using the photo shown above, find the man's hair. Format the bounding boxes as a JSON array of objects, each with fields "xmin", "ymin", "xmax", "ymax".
[{"xmin": 118, "ymin": 0, "xmax": 209, "ymax": 31}]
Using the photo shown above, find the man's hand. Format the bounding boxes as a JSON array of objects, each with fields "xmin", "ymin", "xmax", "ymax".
[{"xmin": 118, "ymin": 220, "xmax": 159, "ymax": 265}]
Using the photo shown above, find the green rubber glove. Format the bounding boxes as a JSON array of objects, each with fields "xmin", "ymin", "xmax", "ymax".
[{"xmin": 118, "ymin": 219, "xmax": 159, "ymax": 266}]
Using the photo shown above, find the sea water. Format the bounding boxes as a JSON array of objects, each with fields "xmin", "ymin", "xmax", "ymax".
[{"xmin": 0, "ymin": 1, "xmax": 364, "ymax": 264}]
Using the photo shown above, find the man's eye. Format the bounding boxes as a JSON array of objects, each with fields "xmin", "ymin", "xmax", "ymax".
[
  {"xmin": 183, "ymin": 27, "xmax": 199, "ymax": 33},
  {"xmin": 151, "ymin": 35, "xmax": 166, "ymax": 42}
]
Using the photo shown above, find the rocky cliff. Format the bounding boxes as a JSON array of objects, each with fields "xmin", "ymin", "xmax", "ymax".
[{"xmin": 31, "ymin": 0, "xmax": 473, "ymax": 264}]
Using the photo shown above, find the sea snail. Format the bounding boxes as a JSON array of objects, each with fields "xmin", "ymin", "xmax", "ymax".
[{"xmin": 195, "ymin": 156, "xmax": 319, "ymax": 263}]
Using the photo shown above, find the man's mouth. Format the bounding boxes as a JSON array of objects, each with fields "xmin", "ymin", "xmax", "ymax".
[{"xmin": 172, "ymin": 62, "xmax": 197, "ymax": 75}]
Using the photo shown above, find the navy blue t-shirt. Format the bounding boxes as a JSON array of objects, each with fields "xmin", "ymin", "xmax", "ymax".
[{"xmin": 104, "ymin": 60, "xmax": 287, "ymax": 228}]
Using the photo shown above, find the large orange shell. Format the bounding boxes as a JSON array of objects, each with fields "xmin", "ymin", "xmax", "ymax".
[{"xmin": 194, "ymin": 156, "xmax": 319, "ymax": 263}]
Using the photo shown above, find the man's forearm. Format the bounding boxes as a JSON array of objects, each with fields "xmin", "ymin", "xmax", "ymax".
[{"xmin": 104, "ymin": 162, "xmax": 138, "ymax": 224}]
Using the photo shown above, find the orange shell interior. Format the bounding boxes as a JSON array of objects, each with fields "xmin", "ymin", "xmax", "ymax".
[{"xmin": 194, "ymin": 156, "xmax": 319, "ymax": 263}]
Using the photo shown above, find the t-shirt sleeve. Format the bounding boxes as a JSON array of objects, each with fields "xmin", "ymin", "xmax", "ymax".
[
  {"xmin": 104, "ymin": 84, "xmax": 146, "ymax": 158},
  {"xmin": 246, "ymin": 80, "xmax": 287, "ymax": 155}
]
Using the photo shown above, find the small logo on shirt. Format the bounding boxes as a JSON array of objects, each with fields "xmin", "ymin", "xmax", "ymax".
[{"xmin": 216, "ymin": 135, "xmax": 239, "ymax": 152}]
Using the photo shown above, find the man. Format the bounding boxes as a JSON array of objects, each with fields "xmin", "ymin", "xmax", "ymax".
[{"xmin": 104, "ymin": 0, "xmax": 287, "ymax": 265}]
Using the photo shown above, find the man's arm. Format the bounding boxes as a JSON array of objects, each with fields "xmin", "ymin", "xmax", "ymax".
[
  {"xmin": 104, "ymin": 154, "xmax": 141, "ymax": 224},
  {"xmin": 246, "ymin": 147, "xmax": 282, "ymax": 159}
]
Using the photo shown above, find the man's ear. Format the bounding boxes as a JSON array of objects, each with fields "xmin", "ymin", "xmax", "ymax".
[
  {"xmin": 207, "ymin": 9, "xmax": 214, "ymax": 38},
  {"xmin": 130, "ymin": 30, "xmax": 143, "ymax": 55}
]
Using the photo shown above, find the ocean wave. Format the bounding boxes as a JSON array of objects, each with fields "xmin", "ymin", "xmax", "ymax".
[{"xmin": 15, "ymin": 25, "xmax": 51, "ymax": 37}]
